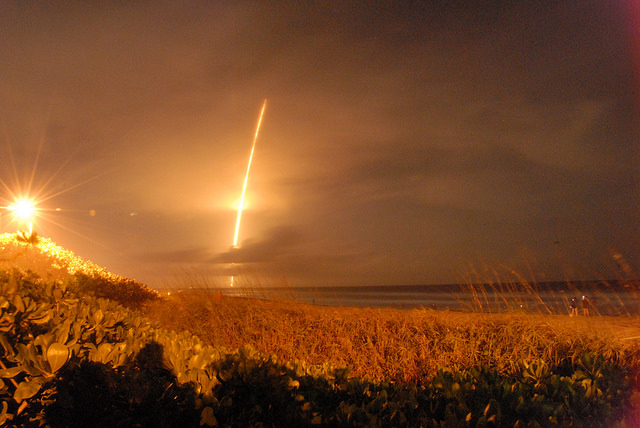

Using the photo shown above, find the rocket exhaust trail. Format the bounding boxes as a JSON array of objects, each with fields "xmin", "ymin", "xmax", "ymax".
[
  {"xmin": 230, "ymin": 100, "xmax": 266, "ymax": 287},
  {"xmin": 233, "ymin": 99, "xmax": 267, "ymax": 247}
]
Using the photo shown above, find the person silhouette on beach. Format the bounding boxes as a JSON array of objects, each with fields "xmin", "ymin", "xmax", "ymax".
[
  {"xmin": 569, "ymin": 297, "xmax": 579, "ymax": 316},
  {"xmin": 582, "ymin": 295, "xmax": 590, "ymax": 316}
]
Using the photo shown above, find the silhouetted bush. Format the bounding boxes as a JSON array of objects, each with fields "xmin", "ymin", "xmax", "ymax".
[{"xmin": 46, "ymin": 343, "xmax": 199, "ymax": 427}]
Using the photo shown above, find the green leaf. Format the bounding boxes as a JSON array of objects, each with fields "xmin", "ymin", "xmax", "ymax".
[
  {"xmin": 12, "ymin": 295, "xmax": 25, "ymax": 313},
  {"xmin": 47, "ymin": 343, "xmax": 69, "ymax": 373},
  {"xmin": 0, "ymin": 314, "xmax": 14, "ymax": 332},
  {"xmin": 28, "ymin": 310, "xmax": 52, "ymax": 325},
  {"xmin": 14, "ymin": 379, "xmax": 41, "ymax": 402},
  {"xmin": 6, "ymin": 275, "xmax": 17, "ymax": 294},
  {"xmin": 94, "ymin": 343, "xmax": 114, "ymax": 364},
  {"xmin": 93, "ymin": 309, "xmax": 104, "ymax": 324},
  {"xmin": 0, "ymin": 334, "xmax": 15, "ymax": 356},
  {"xmin": 0, "ymin": 400, "xmax": 13, "ymax": 425},
  {"xmin": 0, "ymin": 366, "xmax": 25, "ymax": 378},
  {"xmin": 55, "ymin": 320, "xmax": 71, "ymax": 345},
  {"xmin": 45, "ymin": 282, "xmax": 54, "ymax": 298},
  {"xmin": 200, "ymin": 406, "xmax": 217, "ymax": 426},
  {"xmin": 34, "ymin": 334, "xmax": 53, "ymax": 351},
  {"xmin": 288, "ymin": 378, "xmax": 300, "ymax": 389}
]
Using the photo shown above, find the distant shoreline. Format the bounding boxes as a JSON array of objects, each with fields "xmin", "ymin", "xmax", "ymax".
[{"xmin": 160, "ymin": 279, "xmax": 640, "ymax": 316}]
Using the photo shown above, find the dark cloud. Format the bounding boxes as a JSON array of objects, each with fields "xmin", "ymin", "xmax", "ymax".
[
  {"xmin": 213, "ymin": 226, "xmax": 304, "ymax": 264},
  {"xmin": 0, "ymin": 1, "xmax": 637, "ymax": 287},
  {"xmin": 137, "ymin": 247, "xmax": 212, "ymax": 264}
]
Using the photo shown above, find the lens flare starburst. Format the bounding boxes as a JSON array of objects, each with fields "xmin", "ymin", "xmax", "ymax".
[
  {"xmin": 8, "ymin": 198, "xmax": 36, "ymax": 220},
  {"xmin": 0, "ymin": 137, "xmax": 113, "ymax": 241},
  {"xmin": 5, "ymin": 197, "xmax": 37, "ymax": 234}
]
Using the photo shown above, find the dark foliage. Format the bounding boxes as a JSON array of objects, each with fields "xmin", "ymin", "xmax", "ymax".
[
  {"xmin": 45, "ymin": 343, "xmax": 199, "ymax": 428},
  {"xmin": 15, "ymin": 231, "xmax": 40, "ymax": 246}
]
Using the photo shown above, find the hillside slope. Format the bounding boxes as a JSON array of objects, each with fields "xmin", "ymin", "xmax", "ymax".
[{"xmin": 0, "ymin": 232, "xmax": 158, "ymax": 307}]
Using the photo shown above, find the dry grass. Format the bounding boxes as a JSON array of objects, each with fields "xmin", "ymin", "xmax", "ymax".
[{"xmin": 143, "ymin": 291, "xmax": 640, "ymax": 385}]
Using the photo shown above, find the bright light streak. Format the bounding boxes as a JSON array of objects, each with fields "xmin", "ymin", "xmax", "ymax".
[
  {"xmin": 233, "ymin": 99, "xmax": 267, "ymax": 247},
  {"xmin": 230, "ymin": 100, "xmax": 267, "ymax": 287}
]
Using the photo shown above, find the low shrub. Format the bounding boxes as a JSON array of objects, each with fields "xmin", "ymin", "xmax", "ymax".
[{"xmin": 71, "ymin": 272, "xmax": 159, "ymax": 309}]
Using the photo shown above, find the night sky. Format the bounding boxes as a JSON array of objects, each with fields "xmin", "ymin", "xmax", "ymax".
[{"xmin": 1, "ymin": 1, "xmax": 638, "ymax": 288}]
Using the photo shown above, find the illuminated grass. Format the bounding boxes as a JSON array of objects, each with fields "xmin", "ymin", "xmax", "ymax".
[
  {"xmin": 144, "ymin": 288, "xmax": 640, "ymax": 385},
  {"xmin": 143, "ymin": 286, "xmax": 640, "ymax": 425},
  {"xmin": 458, "ymin": 263, "xmax": 640, "ymax": 316}
]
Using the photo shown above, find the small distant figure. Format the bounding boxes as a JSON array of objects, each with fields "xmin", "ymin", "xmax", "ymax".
[
  {"xmin": 569, "ymin": 297, "xmax": 579, "ymax": 317},
  {"xmin": 582, "ymin": 295, "xmax": 590, "ymax": 316}
]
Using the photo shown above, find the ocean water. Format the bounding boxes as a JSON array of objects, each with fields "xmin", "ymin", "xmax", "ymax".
[{"xmin": 192, "ymin": 280, "xmax": 640, "ymax": 316}]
